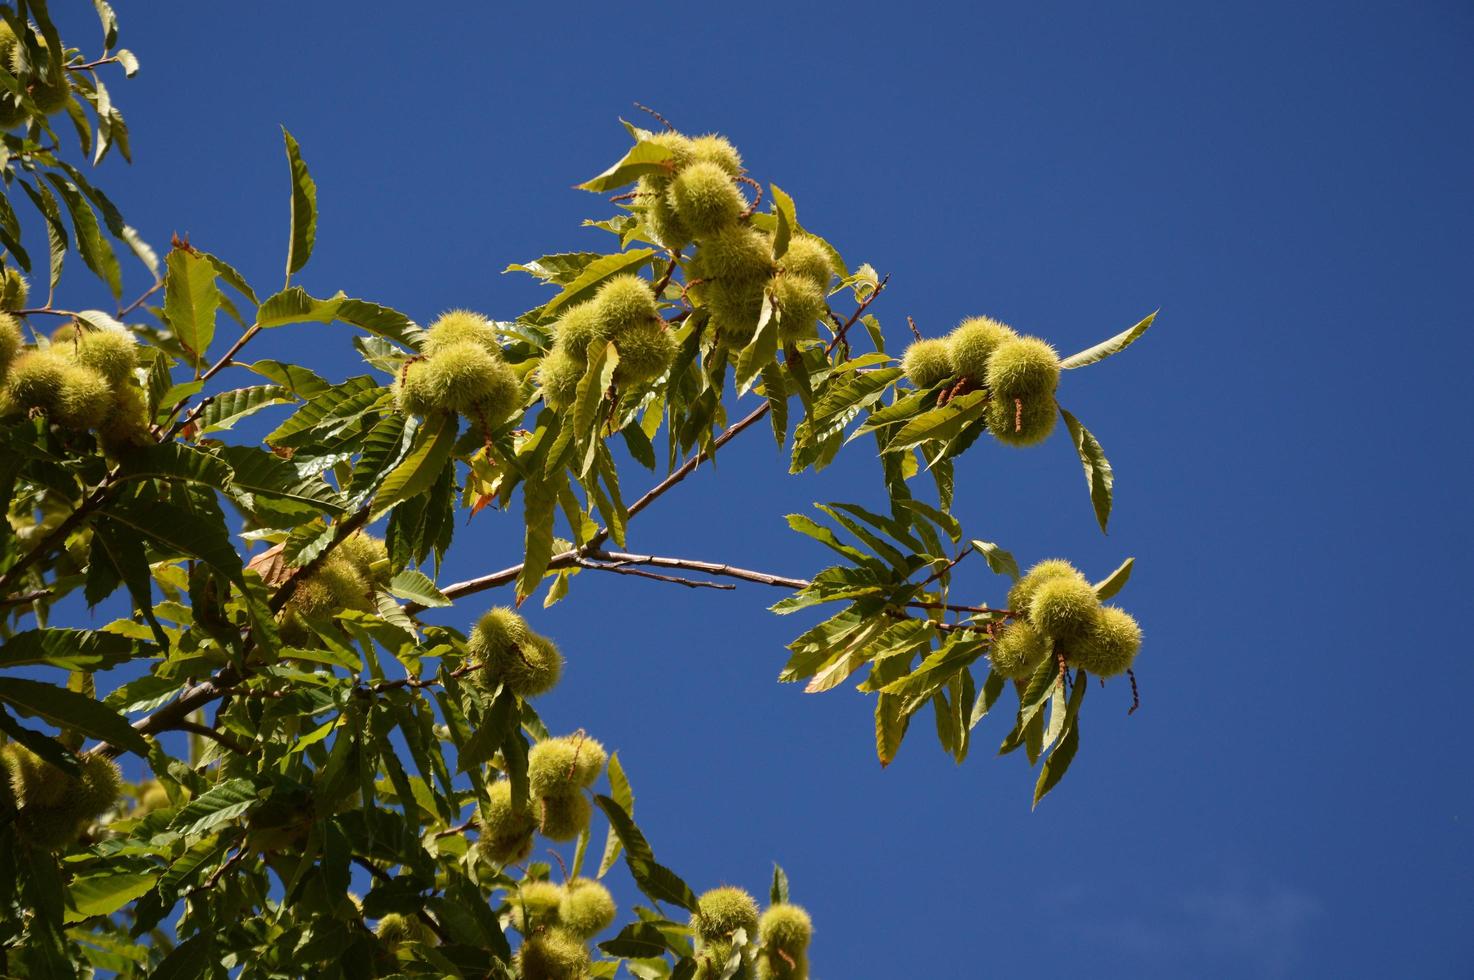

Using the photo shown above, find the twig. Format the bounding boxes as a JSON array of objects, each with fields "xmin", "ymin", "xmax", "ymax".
[
  {"xmin": 633, "ymin": 103, "xmax": 676, "ymax": 132},
  {"xmin": 737, "ymin": 175, "xmax": 763, "ymax": 218},
  {"xmin": 586, "ymin": 551, "xmax": 808, "ymax": 590},
  {"xmin": 652, "ymin": 254, "xmax": 680, "ymax": 297},
  {"xmin": 168, "ymin": 719, "xmax": 250, "ymax": 755},
  {"xmin": 824, "ymin": 273, "xmax": 889, "ymax": 356},
  {"xmin": 576, "ymin": 558, "xmax": 736, "ymax": 591},
  {"xmin": 0, "ymin": 589, "xmax": 51, "ymax": 608},
  {"xmin": 1126, "ymin": 668, "xmax": 1140, "ymax": 715},
  {"xmin": 916, "ymin": 544, "xmax": 973, "ymax": 591},
  {"xmin": 117, "ymin": 279, "xmax": 165, "ymax": 319},
  {"xmin": 907, "ymin": 315, "xmax": 923, "ymax": 341},
  {"xmin": 66, "ymin": 55, "xmax": 120, "ymax": 72},
  {"xmin": 10, "ymin": 307, "xmax": 79, "ymax": 318},
  {"xmin": 432, "ymin": 817, "xmax": 477, "ymax": 840},
  {"xmin": 153, "ymin": 322, "xmax": 265, "ymax": 438},
  {"xmin": 161, "ymin": 395, "xmax": 214, "ymax": 443}
]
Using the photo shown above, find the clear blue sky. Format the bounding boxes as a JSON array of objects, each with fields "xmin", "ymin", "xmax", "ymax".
[{"xmin": 46, "ymin": 2, "xmax": 1474, "ymax": 977}]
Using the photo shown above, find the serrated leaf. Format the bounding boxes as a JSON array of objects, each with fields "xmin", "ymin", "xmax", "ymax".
[
  {"xmin": 1093, "ymin": 557, "xmax": 1134, "ymax": 601},
  {"xmin": 167, "ymin": 778, "xmax": 262, "ymax": 838},
  {"xmin": 1033, "ymin": 670, "xmax": 1087, "ymax": 808},
  {"xmin": 283, "ymin": 128, "xmax": 317, "ymax": 277},
  {"xmin": 875, "ymin": 693, "xmax": 909, "ymax": 767},
  {"xmin": 597, "ymin": 752, "xmax": 632, "ymax": 879},
  {"xmin": 576, "ymin": 140, "xmax": 676, "ymax": 192},
  {"xmin": 734, "ymin": 295, "xmax": 777, "ymax": 394},
  {"xmin": 1059, "ymin": 311, "xmax": 1157, "ymax": 370},
  {"xmin": 373, "ymin": 413, "xmax": 455, "ymax": 517},
  {"xmin": 163, "ymin": 248, "xmax": 219, "ymax": 365},
  {"xmin": 542, "ymin": 249, "xmax": 657, "ymax": 319},
  {"xmin": 885, "ymin": 390, "xmax": 988, "ymax": 453},
  {"xmin": 387, "ymin": 569, "xmax": 449, "ymax": 607},
  {"xmin": 770, "ymin": 184, "xmax": 796, "ymax": 258},
  {"xmin": 1060, "ymin": 407, "xmax": 1115, "ymax": 533},
  {"xmin": 197, "ymin": 385, "xmax": 293, "ymax": 433},
  {"xmin": 64, "ymin": 871, "xmax": 159, "ymax": 922},
  {"xmin": 43, "ymin": 173, "xmax": 121, "ymax": 299},
  {"xmin": 0, "ymin": 677, "xmax": 149, "ymax": 755},
  {"xmin": 336, "ymin": 298, "xmax": 426, "ymax": 351},
  {"xmin": 0, "ymin": 628, "xmax": 148, "ymax": 670},
  {"xmin": 505, "ymin": 252, "xmax": 604, "ymax": 284},
  {"xmin": 255, "ymin": 286, "xmax": 342, "ymax": 328},
  {"xmin": 970, "ymin": 539, "xmax": 1021, "ymax": 581},
  {"xmin": 594, "ymin": 795, "xmax": 697, "ymax": 911},
  {"xmin": 105, "ymin": 494, "xmax": 243, "ymax": 581},
  {"xmin": 215, "ymin": 445, "xmax": 345, "ymax": 513}
]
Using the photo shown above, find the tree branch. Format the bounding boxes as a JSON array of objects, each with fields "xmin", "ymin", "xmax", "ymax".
[
  {"xmin": 576, "ymin": 558, "xmax": 735, "ymax": 591},
  {"xmin": 168, "ymin": 719, "xmax": 251, "ymax": 755}
]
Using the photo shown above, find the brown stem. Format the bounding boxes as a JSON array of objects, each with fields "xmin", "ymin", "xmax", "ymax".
[
  {"xmin": 169, "ymin": 719, "xmax": 250, "ymax": 755},
  {"xmin": 1126, "ymin": 668, "xmax": 1140, "ymax": 715},
  {"xmin": 154, "ymin": 323, "xmax": 264, "ymax": 438},
  {"xmin": 651, "ymin": 254, "xmax": 680, "ymax": 296},
  {"xmin": 117, "ymin": 278, "xmax": 164, "ymax": 319},
  {"xmin": 576, "ymin": 558, "xmax": 735, "ymax": 591},
  {"xmin": 737, "ymin": 176, "xmax": 763, "ymax": 218},
  {"xmin": 66, "ymin": 55, "xmax": 120, "ymax": 72},
  {"xmin": 632, "ymin": 102, "xmax": 676, "ymax": 132}
]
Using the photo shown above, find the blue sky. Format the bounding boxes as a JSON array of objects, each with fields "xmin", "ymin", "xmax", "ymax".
[{"xmin": 39, "ymin": 2, "xmax": 1474, "ymax": 977}]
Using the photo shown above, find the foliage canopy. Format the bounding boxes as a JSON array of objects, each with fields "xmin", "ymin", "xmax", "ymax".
[{"xmin": 0, "ymin": 8, "xmax": 1159, "ymax": 978}]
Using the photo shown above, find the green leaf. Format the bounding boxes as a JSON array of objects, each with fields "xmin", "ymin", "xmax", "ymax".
[
  {"xmin": 970, "ymin": 539, "xmax": 1020, "ymax": 581},
  {"xmin": 735, "ymin": 294, "xmax": 777, "ymax": 395},
  {"xmin": 149, "ymin": 934, "xmax": 213, "ymax": 979},
  {"xmin": 197, "ymin": 385, "xmax": 293, "ymax": 433},
  {"xmin": 43, "ymin": 172, "xmax": 122, "ymax": 299},
  {"xmin": 879, "ymin": 636, "xmax": 987, "ymax": 699},
  {"xmin": 0, "ymin": 628, "xmax": 149, "ymax": 670},
  {"xmin": 64, "ymin": 871, "xmax": 159, "ymax": 922},
  {"xmin": 373, "ymin": 413, "xmax": 455, "ymax": 517},
  {"xmin": 162, "ymin": 248, "xmax": 220, "ymax": 365},
  {"xmin": 504, "ymin": 252, "xmax": 605, "ymax": 285},
  {"xmin": 105, "ymin": 494, "xmax": 244, "ymax": 582},
  {"xmin": 1059, "ymin": 311, "xmax": 1157, "ymax": 370},
  {"xmin": 246, "ymin": 359, "xmax": 330, "ymax": 398},
  {"xmin": 576, "ymin": 140, "xmax": 676, "ymax": 192},
  {"xmin": 336, "ymin": 298, "xmax": 426, "ymax": 351},
  {"xmin": 115, "ymin": 443, "xmax": 231, "ymax": 491},
  {"xmin": 574, "ymin": 341, "xmax": 616, "ymax": 478},
  {"xmin": 770, "ymin": 863, "xmax": 790, "ymax": 906},
  {"xmin": 1059, "ymin": 407, "xmax": 1115, "ymax": 533},
  {"xmin": 770, "ymin": 184, "xmax": 796, "ymax": 259},
  {"xmin": 198, "ymin": 250, "xmax": 258, "ymax": 304},
  {"xmin": 265, "ymin": 375, "xmax": 380, "ymax": 445},
  {"xmin": 387, "ymin": 569, "xmax": 449, "ymax": 608},
  {"xmin": 597, "ymin": 752, "xmax": 633, "ymax": 879},
  {"xmin": 1033, "ymin": 670, "xmax": 1087, "ymax": 808},
  {"xmin": 0, "ymin": 677, "xmax": 149, "ymax": 755},
  {"xmin": 515, "ymin": 471, "xmax": 562, "ymax": 604},
  {"xmin": 875, "ymin": 693, "xmax": 909, "ymax": 767},
  {"xmin": 215, "ymin": 445, "xmax": 346, "ymax": 513},
  {"xmin": 593, "ymin": 794, "xmax": 698, "ymax": 911},
  {"xmin": 167, "ymin": 778, "xmax": 262, "ymax": 838},
  {"xmin": 1093, "ymin": 557, "xmax": 1134, "ymax": 601},
  {"xmin": 599, "ymin": 922, "xmax": 681, "ymax": 959},
  {"xmin": 283, "ymin": 128, "xmax": 317, "ymax": 278},
  {"xmin": 255, "ymin": 286, "xmax": 342, "ymax": 328},
  {"xmin": 542, "ymin": 249, "xmax": 657, "ymax": 319},
  {"xmin": 18, "ymin": 176, "xmax": 68, "ymax": 292},
  {"xmin": 884, "ymin": 390, "xmax": 988, "ymax": 453}
]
